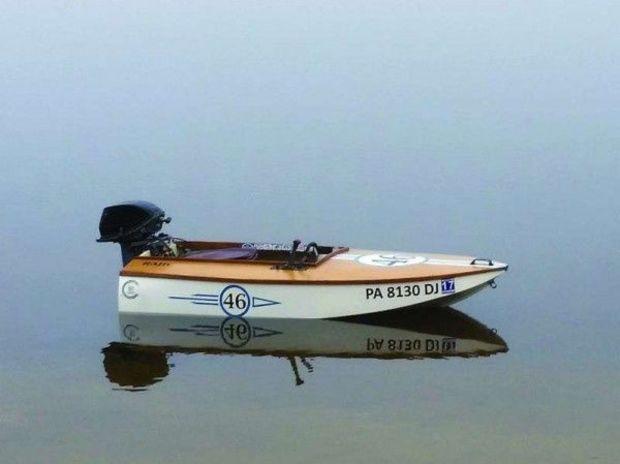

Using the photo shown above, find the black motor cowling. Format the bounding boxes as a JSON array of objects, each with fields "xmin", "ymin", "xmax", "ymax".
[{"xmin": 97, "ymin": 201, "xmax": 171, "ymax": 265}]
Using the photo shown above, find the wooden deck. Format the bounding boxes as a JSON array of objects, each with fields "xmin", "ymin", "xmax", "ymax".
[{"xmin": 120, "ymin": 249, "xmax": 505, "ymax": 285}]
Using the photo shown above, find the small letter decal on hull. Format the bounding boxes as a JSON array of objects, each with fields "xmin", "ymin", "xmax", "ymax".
[
  {"xmin": 441, "ymin": 279, "xmax": 456, "ymax": 294},
  {"xmin": 122, "ymin": 280, "xmax": 139, "ymax": 299}
]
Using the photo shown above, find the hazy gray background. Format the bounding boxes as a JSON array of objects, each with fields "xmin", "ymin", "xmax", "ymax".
[{"xmin": 0, "ymin": 2, "xmax": 618, "ymax": 463}]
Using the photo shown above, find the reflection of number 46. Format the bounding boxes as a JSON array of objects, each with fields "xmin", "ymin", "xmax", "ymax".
[{"xmin": 220, "ymin": 318, "xmax": 252, "ymax": 347}]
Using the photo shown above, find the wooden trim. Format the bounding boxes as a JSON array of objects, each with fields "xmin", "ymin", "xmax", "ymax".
[
  {"xmin": 156, "ymin": 347, "xmax": 505, "ymax": 360},
  {"xmin": 119, "ymin": 265, "xmax": 505, "ymax": 285}
]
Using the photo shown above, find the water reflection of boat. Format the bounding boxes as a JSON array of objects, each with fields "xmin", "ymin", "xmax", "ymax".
[{"xmin": 102, "ymin": 306, "xmax": 508, "ymax": 390}]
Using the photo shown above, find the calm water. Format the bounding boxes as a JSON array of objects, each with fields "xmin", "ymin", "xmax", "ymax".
[{"xmin": 1, "ymin": 2, "xmax": 619, "ymax": 463}]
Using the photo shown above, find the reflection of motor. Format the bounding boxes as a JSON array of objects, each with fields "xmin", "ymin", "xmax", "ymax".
[{"xmin": 102, "ymin": 343, "xmax": 169, "ymax": 391}]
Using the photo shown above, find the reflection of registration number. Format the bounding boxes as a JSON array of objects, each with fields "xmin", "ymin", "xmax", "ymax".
[{"xmin": 367, "ymin": 338, "xmax": 457, "ymax": 353}]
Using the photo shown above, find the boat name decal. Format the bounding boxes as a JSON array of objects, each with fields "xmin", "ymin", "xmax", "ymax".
[
  {"xmin": 365, "ymin": 279, "xmax": 456, "ymax": 300},
  {"xmin": 242, "ymin": 242, "xmax": 318, "ymax": 251},
  {"xmin": 141, "ymin": 261, "xmax": 171, "ymax": 267},
  {"xmin": 357, "ymin": 254, "xmax": 426, "ymax": 267},
  {"xmin": 169, "ymin": 284, "xmax": 280, "ymax": 316}
]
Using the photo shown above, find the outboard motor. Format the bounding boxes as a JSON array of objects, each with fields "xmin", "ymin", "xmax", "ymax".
[{"xmin": 97, "ymin": 201, "xmax": 172, "ymax": 265}]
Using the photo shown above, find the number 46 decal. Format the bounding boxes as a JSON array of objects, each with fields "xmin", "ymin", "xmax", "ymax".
[{"xmin": 219, "ymin": 285, "xmax": 280, "ymax": 316}]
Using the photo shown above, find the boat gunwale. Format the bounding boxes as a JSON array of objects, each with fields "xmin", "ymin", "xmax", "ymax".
[{"xmin": 119, "ymin": 265, "xmax": 507, "ymax": 285}]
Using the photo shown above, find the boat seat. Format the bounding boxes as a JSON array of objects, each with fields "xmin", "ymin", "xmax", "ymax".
[{"xmin": 184, "ymin": 247, "xmax": 258, "ymax": 261}]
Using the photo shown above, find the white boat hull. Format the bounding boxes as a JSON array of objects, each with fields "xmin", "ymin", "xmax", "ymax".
[{"xmin": 118, "ymin": 269, "xmax": 505, "ymax": 319}]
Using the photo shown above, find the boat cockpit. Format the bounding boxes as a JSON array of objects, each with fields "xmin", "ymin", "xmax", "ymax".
[{"xmin": 97, "ymin": 201, "xmax": 345, "ymax": 267}]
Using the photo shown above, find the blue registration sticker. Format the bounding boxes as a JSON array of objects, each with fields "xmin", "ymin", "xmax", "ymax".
[{"xmin": 441, "ymin": 279, "xmax": 456, "ymax": 295}]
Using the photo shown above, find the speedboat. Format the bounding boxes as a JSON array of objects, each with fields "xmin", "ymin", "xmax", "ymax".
[
  {"xmin": 102, "ymin": 306, "xmax": 508, "ymax": 389},
  {"xmin": 98, "ymin": 201, "xmax": 508, "ymax": 318}
]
